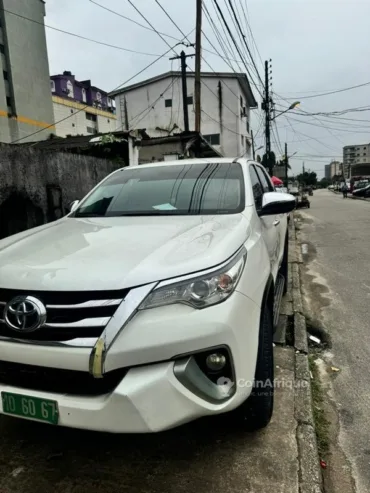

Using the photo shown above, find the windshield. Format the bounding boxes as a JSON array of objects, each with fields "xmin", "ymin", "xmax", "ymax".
[{"xmin": 74, "ymin": 163, "xmax": 245, "ymax": 217}]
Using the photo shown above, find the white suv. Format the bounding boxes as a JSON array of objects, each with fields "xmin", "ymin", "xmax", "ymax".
[{"xmin": 0, "ymin": 158, "xmax": 295, "ymax": 432}]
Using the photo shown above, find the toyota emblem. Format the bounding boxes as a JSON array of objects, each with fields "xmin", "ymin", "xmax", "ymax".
[{"xmin": 4, "ymin": 296, "xmax": 47, "ymax": 332}]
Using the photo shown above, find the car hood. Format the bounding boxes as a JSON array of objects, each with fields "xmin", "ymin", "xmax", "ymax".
[{"xmin": 0, "ymin": 213, "xmax": 251, "ymax": 291}]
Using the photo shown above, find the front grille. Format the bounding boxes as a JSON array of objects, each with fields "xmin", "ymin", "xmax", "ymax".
[
  {"xmin": 0, "ymin": 288, "xmax": 130, "ymax": 342},
  {"xmin": 0, "ymin": 360, "xmax": 127, "ymax": 396}
]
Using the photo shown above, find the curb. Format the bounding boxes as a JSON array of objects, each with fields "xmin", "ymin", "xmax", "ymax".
[
  {"xmin": 330, "ymin": 189, "xmax": 370, "ymax": 202},
  {"xmin": 290, "ymin": 218, "xmax": 323, "ymax": 493}
]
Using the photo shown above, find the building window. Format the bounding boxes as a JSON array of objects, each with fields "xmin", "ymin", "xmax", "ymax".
[
  {"xmin": 364, "ymin": 153, "xmax": 366, "ymax": 156},
  {"xmin": 67, "ymin": 80, "xmax": 74, "ymax": 98},
  {"xmin": 82, "ymin": 88, "xmax": 87, "ymax": 103},
  {"xmin": 0, "ymin": 44, "xmax": 5, "ymax": 54},
  {"xmin": 364, "ymin": 147, "xmax": 367, "ymax": 150},
  {"xmin": 3, "ymin": 70, "xmax": 8, "ymax": 81},
  {"xmin": 204, "ymin": 134, "xmax": 220, "ymax": 146},
  {"xmin": 50, "ymin": 80, "xmax": 55, "ymax": 92},
  {"xmin": 86, "ymin": 112, "xmax": 97, "ymax": 122},
  {"xmin": 165, "ymin": 99, "xmax": 172, "ymax": 108},
  {"xmin": 240, "ymin": 96, "xmax": 243, "ymax": 107},
  {"xmin": 187, "ymin": 96, "xmax": 193, "ymax": 105},
  {"xmin": 70, "ymin": 109, "xmax": 74, "ymax": 114},
  {"xmin": 86, "ymin": 126, "xmax": 97, "ymax": 134},
  {"xmin": 107, "ymin": 119, "xmax": 110, "ymax": 123},
  {"xmin": 246, "ymin": 120, "xmax": 250, "ymax": 133},
  {"xmin": 241, "ymin": 135, "xmax": 244, "ymax": 147},
  {"xmin": 6, "ymin": 96, "xmax": 11, "ymax": 108},
  {"xmin": 96, "ymin": 91, "xmax": 102, "ymax": 101},
  {"xmin": 72, "ymin": 123, "xmax": 75, "ymax": 127}
]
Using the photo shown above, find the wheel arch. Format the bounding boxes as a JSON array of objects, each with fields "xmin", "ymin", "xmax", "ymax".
[{"xmin": 261, "ymin": 274, "xmax": 275, "ymax": 314}]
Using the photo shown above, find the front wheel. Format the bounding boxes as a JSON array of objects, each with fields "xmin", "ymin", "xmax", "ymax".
[{"xmin": 232, "ymin": 306, "xmax": 274, "ymax": 431}]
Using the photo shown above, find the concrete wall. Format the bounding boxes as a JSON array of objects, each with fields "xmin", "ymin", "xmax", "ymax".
[
  {"xmin": 116, "ymin": 75, "xmax": 252, "ymax": 158},
  {"xmin": 53, "ymin": 98, "xmax": 117, "ymax": 137},
  {"xmin": 0, "ymin": 147, "xmax": 119, "ymax": 238},
  {"xmin": 0, "ymin": 0, "xmax": 55, "ymax": 143}
]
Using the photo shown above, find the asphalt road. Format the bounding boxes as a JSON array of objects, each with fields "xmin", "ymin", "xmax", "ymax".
[{"xmin": 297, "ymin": 190, "xmax": 370, "ymax": 493}]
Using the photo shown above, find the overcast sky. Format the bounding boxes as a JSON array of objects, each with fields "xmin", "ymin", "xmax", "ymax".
[{"xmin": 45, "ymin": 0, "xmax": 370, "ymax": 178}]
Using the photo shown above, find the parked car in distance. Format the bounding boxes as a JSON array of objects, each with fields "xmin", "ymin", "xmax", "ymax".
[
  {"xmin": 0, "ymin": 158, "xmax": 295, "ymax": 433},
  {"xmin": 352, "ymin": 183, "xmax": 370, "ymax": 197},
  {"xmin": 275, "ymin": 187, "xmax": 288, "ymax": 194}
]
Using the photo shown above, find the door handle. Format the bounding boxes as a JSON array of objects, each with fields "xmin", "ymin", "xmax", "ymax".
[{"xmin": 273, "ymin": 219, "xmax": 280, "ymax": 226}]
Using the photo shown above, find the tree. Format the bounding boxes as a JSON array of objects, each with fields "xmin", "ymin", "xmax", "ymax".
[
  {"xmin": 319, "ymin": 177, "xmax": 330, "ymax": 188},
  {"xmin": 296, "ymin": 171, "xmax": 317, "ymax": 186},
  {"xmin": 262, "ymin": 151, "xmax": 276, "ymax": 172}
]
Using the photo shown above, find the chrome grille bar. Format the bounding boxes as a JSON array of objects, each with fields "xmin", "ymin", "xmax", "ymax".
[{"xmin": 46, "ymin": 317, "xmax": 111, "ymax": 328}]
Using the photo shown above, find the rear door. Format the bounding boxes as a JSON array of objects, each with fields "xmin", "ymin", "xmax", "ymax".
[{"xmin": 253, "ymin": 165, "xmax": 282, "ymax": 279}]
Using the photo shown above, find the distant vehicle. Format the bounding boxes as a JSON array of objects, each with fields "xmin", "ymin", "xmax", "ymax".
[
  {"xmin": 328, "ymin": 185, "xmax": 334, "ymax": 190},
  {"xmin": 288, "ymin": 186, "xmax": 299, "ymax": 196},
  {"xmin": 276, "ymin": 187, "xmax": 288, "ymax": 194},
  {"xmin": 353, "ymin": 183, "xmax": 370, "ymax": 198}
]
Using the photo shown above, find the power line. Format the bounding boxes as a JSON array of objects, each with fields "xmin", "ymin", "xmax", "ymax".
[
  {"xmin": 279, "ymin": 80, "xmax": 370, "ymax": 100},
  {"xmin": 151, "ymin": 0, "xmax": 249, "ymax": 124},
  {"xmin": 225, "ymin": 0, "xmax": 264, "ymax": 86},
  {"xmin": 211, "ymin": 0, "xmax": 263, "ymax": 98},
  {"xmin": 89, "ymin": 0, "xmax": 239, "ymax": 65},
  {"xmin": 1, "ymin": 7, "xmax": 166, "ymax": 57},
  {"xmin": 206, "ymin": 0, "xmax": 244, "ymax": 73},
  {"xmin": 10, "ymin": 38, "xmax": 189, "ymax": 144}
]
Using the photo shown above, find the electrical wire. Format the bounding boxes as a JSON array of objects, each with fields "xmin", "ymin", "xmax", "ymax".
[
  {"xmin": 225, "ymin": 0, "xmax": 264, "ymax": 86},
  {"xmin": 89, "ymin": 0, "xmax": 240, "ymax": 65},
  {"xmin": 211, "ymin": 0, "xmax": 263, "ymax": 98},
  {"xmin": 1, "ymin": 7, "xmax": 167, "ymax": 57},
  {"xmin": 10, "ymin": 37, "xmax": 191, "ymax": 144},
  {"xmin": 279, "ymin": 80, "xmax": 370, "ymax": 100},
  {"xmin": 151, "ymin": 0, "xmax": 250, "ymax": 123}
]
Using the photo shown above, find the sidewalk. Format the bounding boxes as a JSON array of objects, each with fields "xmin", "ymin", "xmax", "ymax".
[{"xmin": 0, "ymin": 224, "xmax": 321, "ymax": 493}]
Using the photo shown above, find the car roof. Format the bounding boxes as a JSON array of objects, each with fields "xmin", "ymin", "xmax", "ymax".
[{"xmin": 118, "ymin": 157, "xmax": 256, "ymax": 171}]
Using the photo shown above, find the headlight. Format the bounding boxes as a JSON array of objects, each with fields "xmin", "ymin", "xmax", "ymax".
[{"xmin": 139, "ymin": 249, "xmax": 246, "ymax": 310}]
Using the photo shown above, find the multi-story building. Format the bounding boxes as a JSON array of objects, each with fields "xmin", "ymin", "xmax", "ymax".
[
  {"xmin": 110, "ymin": 71, "xmax": 258, "ymax": 157},
  {"xmin": 329, "ymin": 160, "xmax": 347, "ymax": 178},
  {"xmin": 51, "ymin": 72, "xmax": 117, "ymax": 137},
  {"xmin": 0, "ymin": 0, "xmax": 55, "ymax": 143},
  {"xmin": 324, "ymin": 164, "xmax": 331, "ymax": 180},
  {"xmin": 343, "ymin": 143, "xmax": 370, "ymax": 176}
]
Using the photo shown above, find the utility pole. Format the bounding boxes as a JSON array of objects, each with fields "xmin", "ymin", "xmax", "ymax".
[
  {"xmin": 302, "ymin": 162, "xmax": 305, "ymax": 174},
  {"xmin": 285, "ymin": 142, "xmax": 288, "ymax": 187},
  {"xmin": 262, "ymin": 60, "xmax": 272, "ymax": 175},
  {"xmin": 251, "ymin": 129, "xmax": 255, "ymax": 160},
  {"xmin": 194, "ymin": 0, "xmax": 202, "ymax": 135},
  {"xmin": 170, "ymin": 50, "xmax": 193, "ymax": 133}
]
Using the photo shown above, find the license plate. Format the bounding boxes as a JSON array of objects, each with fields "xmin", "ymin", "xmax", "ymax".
[{"xmin": 1, "ymin": 392, "xmax": 59, "ymax": 425}]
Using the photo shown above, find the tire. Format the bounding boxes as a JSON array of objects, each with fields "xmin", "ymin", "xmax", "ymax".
[
  {"xmin": 280, "ymin": 236, "xmax": 289, "ymax": 294},
  {"xmin": 232, "ymin": 306, "xmax": 274, "ymax": 431}
]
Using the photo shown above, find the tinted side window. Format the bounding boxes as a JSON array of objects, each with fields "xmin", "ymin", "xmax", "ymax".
[
  {"xmin": 249, "ymin": 165, "xmax": 263, "ymax": 209},
  {"xmin": 256, "ymin": 166, "xmax": 274, "ymax": 193}
]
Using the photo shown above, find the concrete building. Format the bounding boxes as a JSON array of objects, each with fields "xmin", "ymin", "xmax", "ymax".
[
  {"xmin": 110, "ymin": 71, "xmax": 258, "ymax": 158},
  {"xmin": 0, "ymin": 0, "xmax": 55, "ymax": 143},
  {"xmin": 329, "ymin": 160, "xmax": 345, "ymax": 178},
  {"xmin": 51, "ymin": 72, "xmax": 117, "ymax": 137},
  {"xmin": 343, "ymin": 143, "xmax": 370, "ymax": 176},
  {"xmin": 325, "ymin": 164, "xmax": 331, "ymax": 179}
]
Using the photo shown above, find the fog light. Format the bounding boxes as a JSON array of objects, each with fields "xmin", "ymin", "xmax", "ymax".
[{"xmin": 206, "ymin": 353, "xmax": 227, "ymax": 371}]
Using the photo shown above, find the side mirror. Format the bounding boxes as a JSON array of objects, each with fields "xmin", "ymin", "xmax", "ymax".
[
  {"xmin": 67, "ymin": 200, "xmax": 80, "ymax": 214},
  {"xmin": 259, "ymin": 192, "xmax": 296, "ymax": 216}
]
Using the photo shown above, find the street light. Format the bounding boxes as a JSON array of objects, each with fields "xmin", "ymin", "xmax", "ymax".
[{"xmin": 271, "ymin": 101, "xmax": 300, "ymax": 121}]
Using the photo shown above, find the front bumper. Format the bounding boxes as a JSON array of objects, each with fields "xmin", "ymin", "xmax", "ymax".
[{"xmin": 0, "ymin": 291, "xmax": 261, "ymax": 432}]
